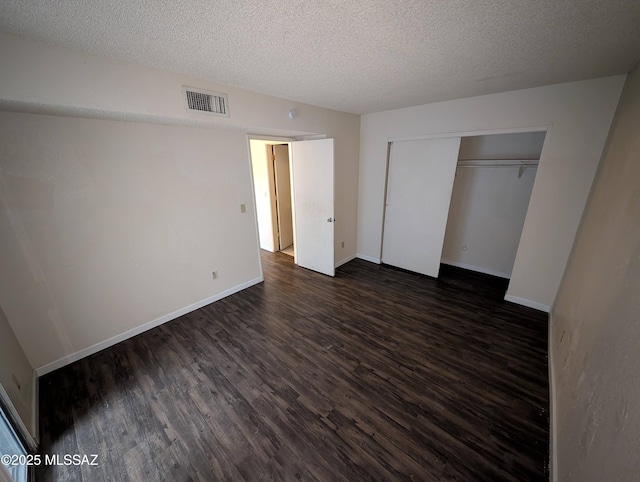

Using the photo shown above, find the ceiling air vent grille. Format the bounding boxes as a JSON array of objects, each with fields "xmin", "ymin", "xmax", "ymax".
[{"xmin": 183, "ymin": 87, "xmax": 229, "ymax": 117}]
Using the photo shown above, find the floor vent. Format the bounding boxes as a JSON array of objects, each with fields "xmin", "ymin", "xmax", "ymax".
[{"xmin": 183, "ymin": 87, "xmax": 229, "ymax": 117}]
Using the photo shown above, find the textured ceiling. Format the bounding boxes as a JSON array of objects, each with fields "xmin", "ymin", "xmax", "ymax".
[{"xmin": 0, "ymin": 0, "xmax": 639, "ymax": 114}]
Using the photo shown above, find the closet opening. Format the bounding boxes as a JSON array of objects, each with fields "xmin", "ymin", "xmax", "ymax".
[{"xmin": 441, "ymin": 131, "xmax": 546, "ymax": 284}]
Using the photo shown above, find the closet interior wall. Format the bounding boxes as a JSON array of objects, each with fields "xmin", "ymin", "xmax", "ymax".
[{"xmin": 441, "ymin": 132, "xmax": 546, "ymax": 279}]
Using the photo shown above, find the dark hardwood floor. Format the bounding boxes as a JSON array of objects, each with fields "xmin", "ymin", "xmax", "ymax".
[{"xmin": 38, "ymin": 251, "xmax": 549, "ymax": 481}]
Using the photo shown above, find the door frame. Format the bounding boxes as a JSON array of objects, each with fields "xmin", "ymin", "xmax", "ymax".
[
  {"xmin": 246, "ymin": 135, "xmax": 295, "ymax": 281},
  {"xmin": 247, "ymin": 134, "xmax": 334, "ymax": 278},
  {"xmin": 387, "ymin": 125, "xmax": 548, "ymax": 143}
]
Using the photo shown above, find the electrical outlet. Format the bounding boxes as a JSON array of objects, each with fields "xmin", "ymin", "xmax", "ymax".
[
  {"xmin": 240, "ymin": 203, "xmax": 246, "ymax": 213},
  {"xmin": 341, "ymin": 241, "xmax": 345, "ymax": 248},
  {"xmin": 212, "ymin": 271, "xmax": 218, "ymax": 279}
]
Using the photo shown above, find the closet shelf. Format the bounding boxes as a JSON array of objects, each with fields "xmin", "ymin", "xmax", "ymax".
[{"xmin": 457, "ymin": 159, "xmax": 539, "ymax": 167}]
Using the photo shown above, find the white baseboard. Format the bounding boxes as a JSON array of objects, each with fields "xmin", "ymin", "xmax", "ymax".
[
  {"xmin": 504, "ymin": 294, "xmax": 551, "ymax": 313},
  {"xmin": 35, "ymin": 276, "xmax": 264, "ymax": 377},
  {"xmin": 356, "ymin": 253, "xmax": 381, "ymax": 264},
  {"xmin": 549, "ymin": 315, "xmax": 558, "ymax": 482},
  {"xmin": 441, "ymin": 259, "xmax": 511, "ymax": 279},
  {"xmin": 335, "ymin": 254, "xmax": 356, "ymax": 268}
]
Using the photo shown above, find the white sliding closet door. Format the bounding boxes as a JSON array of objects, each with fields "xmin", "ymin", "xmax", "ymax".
[{"xmin": 382, "ymin": 137, "xmax": 461, "ymax": 277}]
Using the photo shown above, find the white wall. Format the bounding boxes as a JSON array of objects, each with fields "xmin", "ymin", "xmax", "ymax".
[
  {"xmin": 458, "ymin": 131, "xmax": 546, "ymax": 160},
  {"xmin": 0, "ymin": 114, "xmax": 260, "ymax": 370},
  {"xmin": 249, "ymin": 140, "xmax": 278, "ymax": 252},
  {"xmin": 358, "ymin": 76, "xmax": 625, "ymax": 310},
  {"xmin": 442, "ymin": 132, "xmax": 544, "ymax": 278},
  {"xmin": 0, "ymin": 304, "xmax": 35, "ymax": 438},
  {"xmin": 0, "ymin": 33, "xmax": 360, "ymax": 373},
  {"xmin": 0, "ymin": 32, "xmax": 360, "ymax": 271},
  {"xmin": 551, "ymin": 64, "xmax": 640, "ymax": 482},
  {"xmin": 442, "ymin": 166, "xmax": 537, "ymax": 278}
]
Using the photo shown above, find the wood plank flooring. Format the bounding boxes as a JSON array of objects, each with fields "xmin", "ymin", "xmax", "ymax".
[{"xmin": 38, "ymin": 252, "xmax": 549, "ymax": 481}]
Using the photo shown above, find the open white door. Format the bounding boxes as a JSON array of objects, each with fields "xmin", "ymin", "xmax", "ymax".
[
  {"xmin": 290, "ymin": 138, "xmax": 335, "ymax": 276},
  {"xmin": 382, "ymin": 137, "xmax": 461, "ymax": 277}
]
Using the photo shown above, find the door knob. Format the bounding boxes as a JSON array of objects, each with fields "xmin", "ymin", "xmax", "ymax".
[{"xmin": 327, "ymin": 217, "xmax": 335, "ymax": 223}]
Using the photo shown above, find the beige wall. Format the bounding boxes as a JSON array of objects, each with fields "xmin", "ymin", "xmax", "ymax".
[
  {"xmin": 0, "ymin": 33, "xmax": 360, "ymax": 374},
  {"xmin": 551, "ymin": 64, "xmax": 640, "ymax": 481},
  {"xmin": 0, "ymin": 32, "xmax": 360, "ymax": 273},
  {"xmin": 358, "ymin": 76, "xmax": 625, "ymax": 310},
  {"xmin": 0, "ymin": 304, "xmax": 35, "ymax": 438},
  {"xmin": 0, "ymin": 114, "xmax": 261, "ymax": 371}
]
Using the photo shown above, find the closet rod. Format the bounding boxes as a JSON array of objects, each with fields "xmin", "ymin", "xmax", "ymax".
[{"xmin": 457, "ymin": 159, "xmax": 539, "ymax": 168}]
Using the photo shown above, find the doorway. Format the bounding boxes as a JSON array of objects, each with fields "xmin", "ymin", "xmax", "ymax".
[
  {"xmin": 249, "ymin": 140, "xmax": 294, "ymax": 256},
  {"xmin": 249, "ymin": 137, "xmax": 336, "ymax": 277}
]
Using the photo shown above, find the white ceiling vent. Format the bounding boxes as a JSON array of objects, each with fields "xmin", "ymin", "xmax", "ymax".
[{"xmin": 183, "ymin": 86, "xmax": 229, "ymax": 117}]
